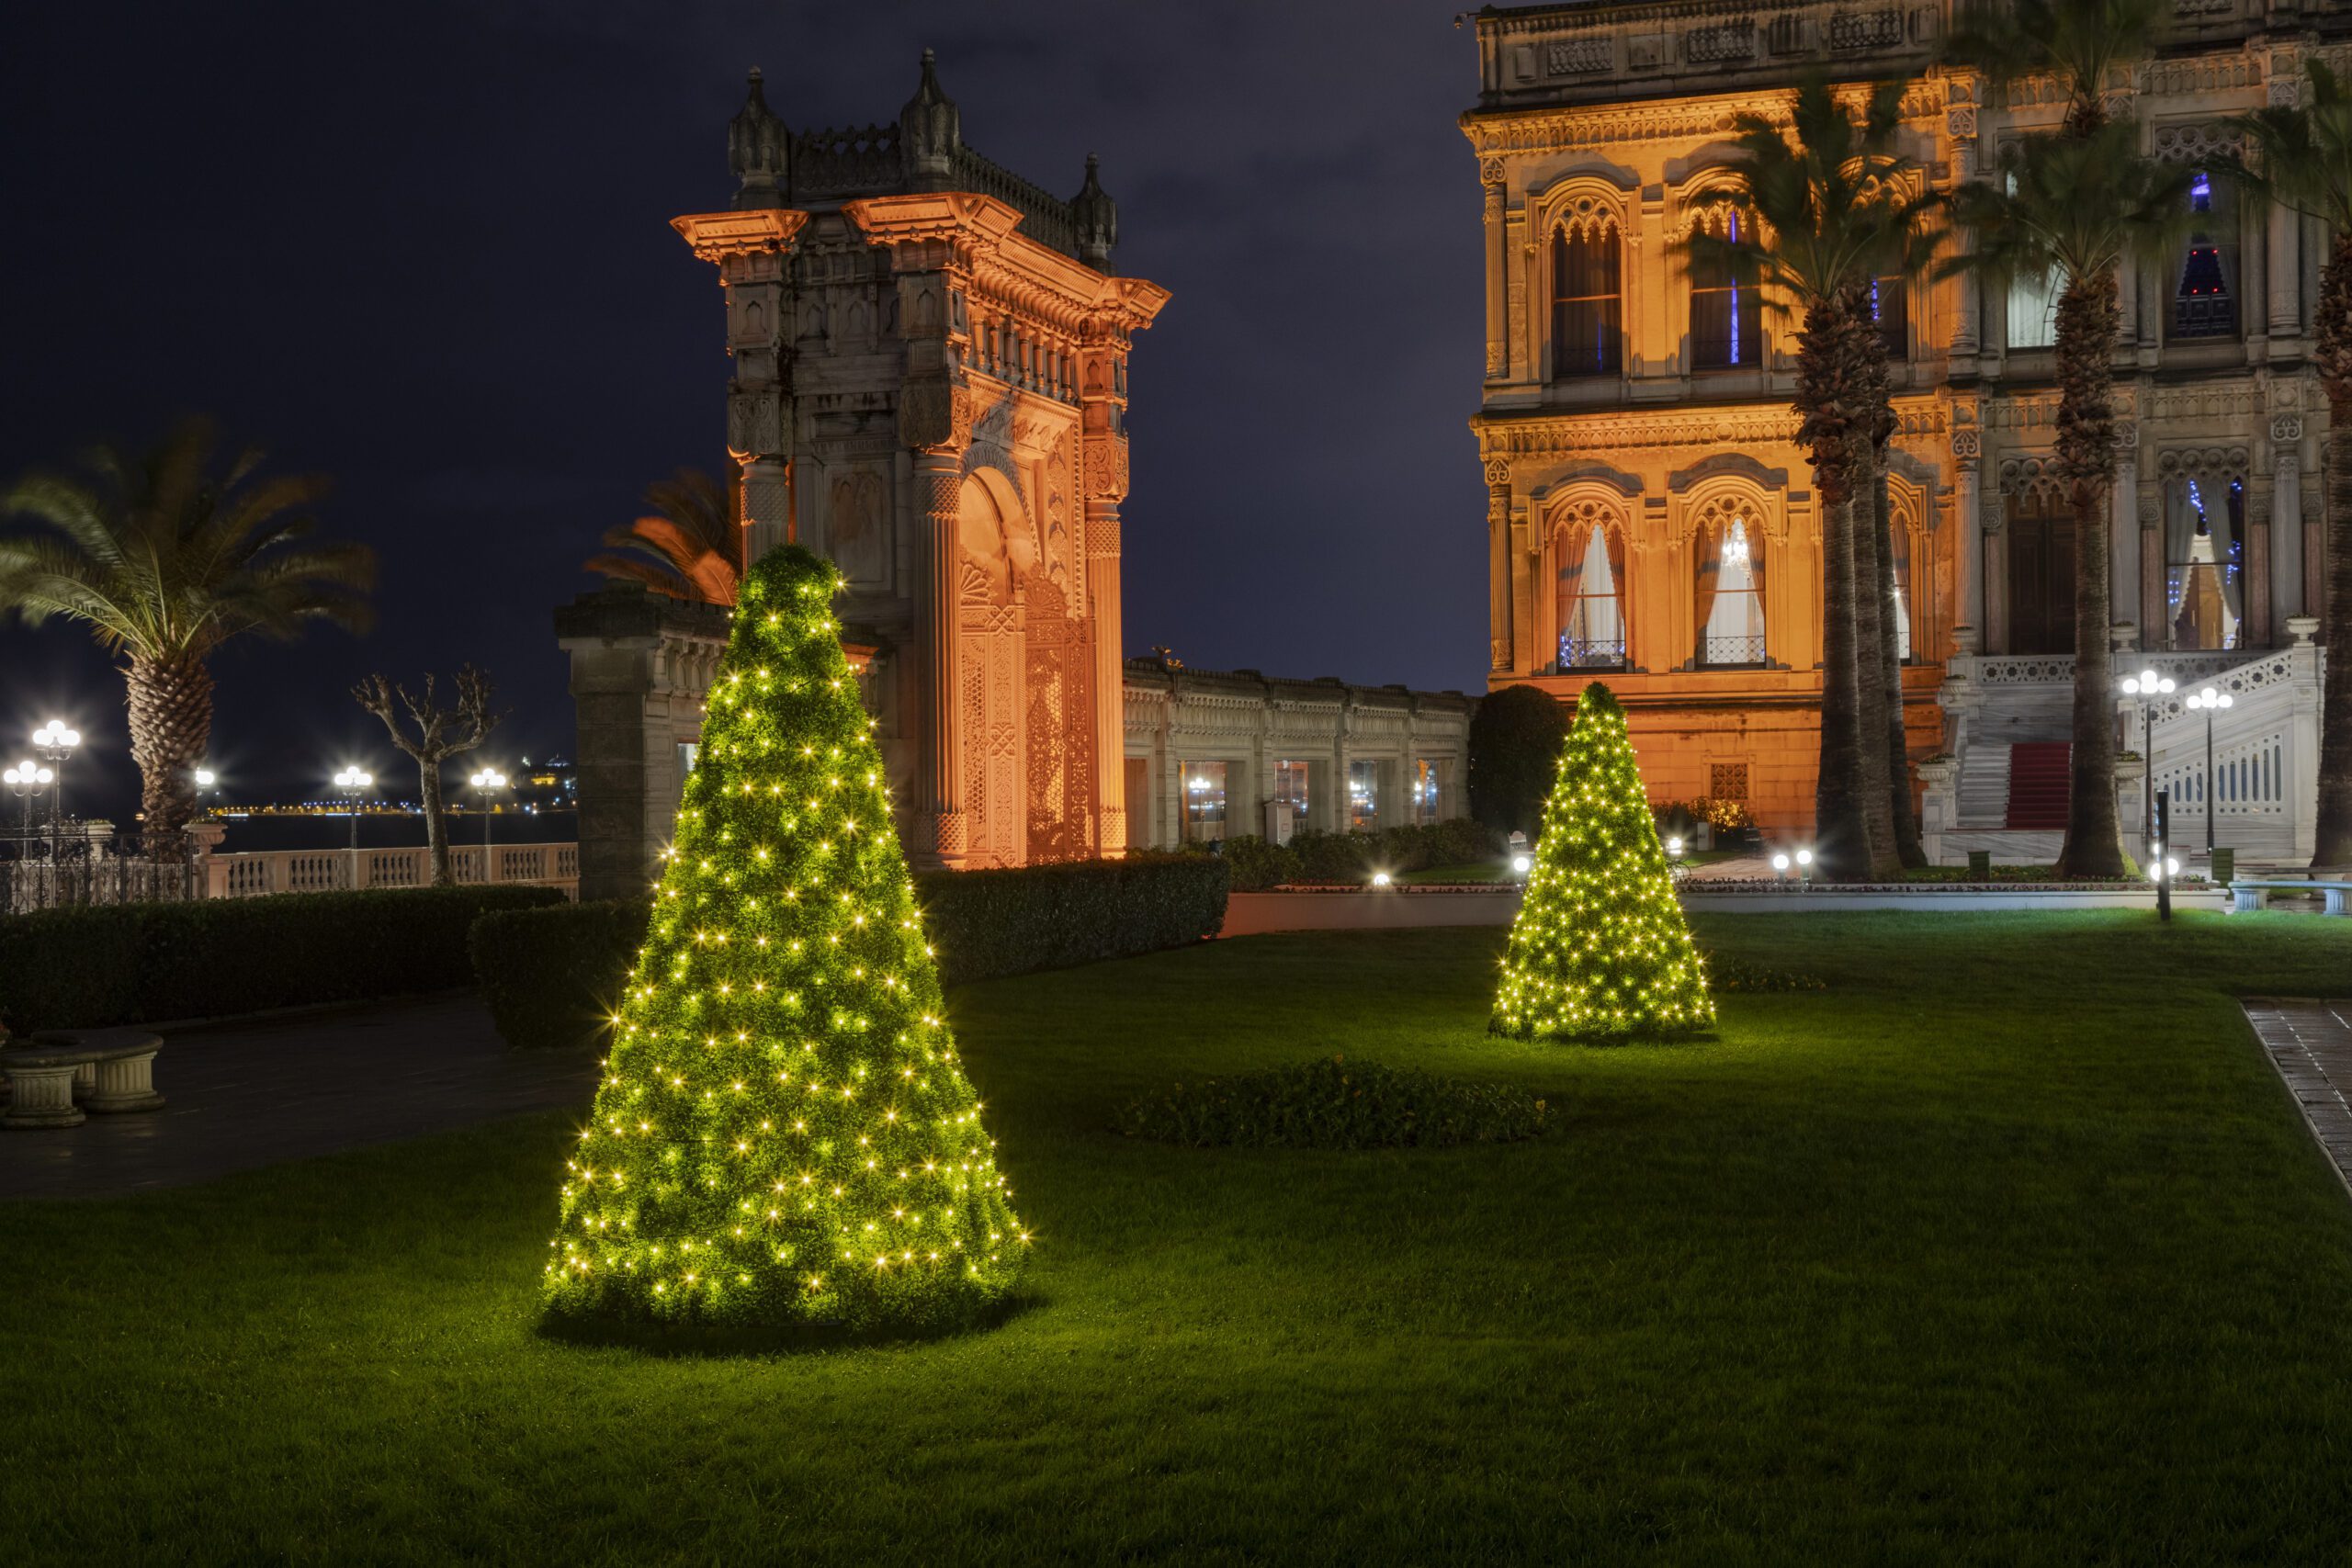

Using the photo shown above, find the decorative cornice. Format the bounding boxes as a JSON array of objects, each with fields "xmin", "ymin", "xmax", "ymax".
[
  {"xmin": 671, "ymin": 208, "xmax": 809, "ymax": 263},
  {"xmin": 1472, "ymin": 395, "xmax": 1946, "ymax": 461}
]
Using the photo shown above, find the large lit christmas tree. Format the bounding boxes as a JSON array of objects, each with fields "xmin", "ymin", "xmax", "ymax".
[
  {"xmin": 544, "ymin": 546, "xmax": 1026, "ymax": 1334},
  {"xmin": 1490, "ymin": 682, "xmax": 1713, "ymax": 1041}
]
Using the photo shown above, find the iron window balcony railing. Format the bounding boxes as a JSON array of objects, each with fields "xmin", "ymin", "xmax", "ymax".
[
  {"xmin": 2172, "ymin": 293, "xmax": 2236, "ymax": 340},
  {"xmin": 1551, "ymin": 636, "xmax": 1625, "ymax": 672},
  {"xmin": 1700, "ymin": 634, "xmax": 1768, "ymax": 668}
]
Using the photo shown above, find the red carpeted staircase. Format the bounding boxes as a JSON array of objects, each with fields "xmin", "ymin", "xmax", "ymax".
[{"xmin": 2004, "ymin": 741, "xmax": 2071, "ymax": 829}]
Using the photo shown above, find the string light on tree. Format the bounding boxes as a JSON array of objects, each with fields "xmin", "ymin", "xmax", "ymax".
[
  {"xmin": 1489, "ymin": 682, "xmax": 1713, "ymax": 1042},
  {"xmin": 542, "ymin": 545, "xmax": 1027, "ymax": 1333}
]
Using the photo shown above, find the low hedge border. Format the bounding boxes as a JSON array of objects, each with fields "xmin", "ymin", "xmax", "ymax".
[
  {"xmin": 0, "ymin": 885, "xmax": 564, "ymax": 1034},
  {"xmin": 1222, "ymin": 819, "xmax": 1504, "ymax": 892},
  {"xmin": 469, "ymin": 853, "xmax": 1230, "ymax": 1050}
]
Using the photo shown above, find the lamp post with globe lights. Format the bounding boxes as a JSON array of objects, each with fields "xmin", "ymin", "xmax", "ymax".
[
  {"xmin": 2183, "ymin": 686, "xmax": 2233, "ymax": 856},
  {"xmin": 2119, "ymin": 668, "xmax": 2176, "ymax": 856},
  {"xmin": 30, "ymin": 721, "xmax": 79, "ymax": 863},
  {"xmin": 5, "ymin": 761, "xmax": 54, "ymax": 856},
  {"xmin": 334, "ymin": 767, "xmax": 373, "ymax": 889},
  {"xmin": 469, "ymin": 766, "xmax": 508, "ymax": 876}
]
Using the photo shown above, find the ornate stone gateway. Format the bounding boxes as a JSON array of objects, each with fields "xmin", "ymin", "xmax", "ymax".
[{"xmin": 672, "ymin": 53, "xmax": 1167, "ymax": 871}]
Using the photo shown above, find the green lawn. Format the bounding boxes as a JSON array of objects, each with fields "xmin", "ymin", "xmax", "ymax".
[{"xmin": 6, "ymin": 913, "xmax": 2352, "ymax": 1564}]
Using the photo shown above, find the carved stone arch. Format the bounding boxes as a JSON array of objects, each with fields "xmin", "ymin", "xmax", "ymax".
[
  {"xmin": 1525, "ymin": 462, "xmax": 1644, "ymax": 505},
  {"xmin": 2153, "ymin": 444, "xmax": 2251, "ymax": 483},
  {"xmin": 1668, "ymin": 452, "xmax": 1788, "ymax": 496},
  {"xmin": 1678, "ymin": 479, "xmax": 1781, "ymax": 547},
  {"xmin": 1996, "ymin": 453, "xmax": 2068, "ymax": 506},
  {"xmin": 1531, "ymin": 170, "xmax": 1635, "ymax": 243},
  {"xmin": 2151, "ymin": 120, "xmax": 2244, "ymax": 165},
  {"xmin": 1882, "ymin": 445, "xmax": 1940, "ymax": 493}
]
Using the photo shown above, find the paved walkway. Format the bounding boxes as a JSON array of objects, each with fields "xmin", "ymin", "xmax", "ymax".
[
  {"xmin": 2243, "ymin": 998, "xmax": 2352, "ymax": 1198},
  {"xmin": 0, "ymin": 995, "xmax": 599, "ymax": 1201}
]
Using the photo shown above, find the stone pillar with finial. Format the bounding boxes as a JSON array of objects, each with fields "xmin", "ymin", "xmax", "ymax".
[
  {"xmin": 899, "ymin": 49, "xmax": 959, "ymax": 192},
  {"xmin": 1071, "ymin": 153, "xmax": 1118, "ymax": 273},
  {"xmin": 724, "ymin": 68, "xmax": 795, "ymax": 559}
]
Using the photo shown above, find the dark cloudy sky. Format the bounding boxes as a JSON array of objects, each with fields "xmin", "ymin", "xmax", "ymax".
[{"xmin": 0, "ymin": 1, "xmax": 1488, "ymax": 814}]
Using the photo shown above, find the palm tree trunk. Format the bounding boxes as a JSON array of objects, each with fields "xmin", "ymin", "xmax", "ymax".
[
  {"xmin": 125, "ymin": 652, "xmax": 212, "ymax": 861},
  {"xmin": 1848, "ymin": 433, "xmax": 1900, "ymax": 878},
  {"xmin": 1800, "ymin": 296, "xmax": 1871, "ymax": 881},
  {"xmin": 1872, "ymin": 454, "xmax": 1927, "ymax": 866},
  {"xmin": 2052, "ymin": 268, "xmax": 2130, "ymax": 879},
  {"xmin": 419, "ymin": 759, "xmax": 453, "ymax": 886},
  {"xmin": 2312, "ymin": 236, "xmax": 2352, "ymax": 868},
  {"xmin": 1816, "ymin": 486, "xmax": 1871, "ymax": 880}
]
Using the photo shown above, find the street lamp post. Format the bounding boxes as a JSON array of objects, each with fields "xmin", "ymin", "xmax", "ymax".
[
  {"xmin": 469, "ymin": 767, "xmax": 508, "ymax": 880},
  {"xmin": 2183, "ymin": 685, "xmax": 2233, "ymax": 856},
  {"xmin": 2119, "ymin": 668, "xmax": 2176, "ymax": 858},
  {"xmin": 334, "ymin": 767, "xmax": 373, "ymax": 889},
  {"xmin": 4, "ymin": 761, "xmax": 53, "ymax": 854},
  {"xmin": 31, "ymin": 721, "xmax": 79, "ymax": 864}
]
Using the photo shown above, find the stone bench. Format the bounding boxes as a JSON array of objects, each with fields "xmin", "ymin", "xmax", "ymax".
[
  {"xmin": 1, "ymin": 1030, "xmax": 165, "ymax": 1129},
  {"xmin": 2229, "ymin": 879, "xmax": 2352, "ymax": 916}
]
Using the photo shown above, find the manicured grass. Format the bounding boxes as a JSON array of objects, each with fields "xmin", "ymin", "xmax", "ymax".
[{"xmin": 6, "ymin": 912, "xmax": 2352, "ymax": 1563}]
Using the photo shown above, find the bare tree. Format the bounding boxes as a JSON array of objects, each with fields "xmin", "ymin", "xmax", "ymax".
[{"xmin": 353, "ymin": 665, "xmax": 503, "ymax": 886}]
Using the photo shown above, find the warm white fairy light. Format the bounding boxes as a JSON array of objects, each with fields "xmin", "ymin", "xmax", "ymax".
[
  {"xmin": 544, "ymin": 546, "xmax": 1027, "ymax": 1332},
  {"xmin": 1489, "ymin": 682, "xmax": 1714, "ymax": 1041}
]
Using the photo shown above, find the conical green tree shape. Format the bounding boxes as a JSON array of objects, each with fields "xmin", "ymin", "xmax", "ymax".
[
  {"xmin": 1490, "ymin": 684, "xmax": 1714, "ymax": 1041},
  {"xmin": 544, "ymin": 546, "xmax": 1026, "ymax": 1332}
]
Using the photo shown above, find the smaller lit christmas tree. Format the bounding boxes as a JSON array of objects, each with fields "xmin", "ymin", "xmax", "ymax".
[{"xmin": 1490, "ymin": 682, "xmax": 1713, "ymax": 1041}]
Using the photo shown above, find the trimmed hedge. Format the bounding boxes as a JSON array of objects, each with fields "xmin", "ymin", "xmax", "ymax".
[
  {"xmin": 0, "ymin": 885, "xmax": 564, "ymax": 1034},
  {"xmin": 468, "ymin": 853, "xmax": 1230, "ymax": 1048},
  {"xmin": 1116, "ymin": 1056, "xmax": 1550, "ymax": 1149},
  {"xmin": 1237, "ymin": 819, "xmax": 1504, "ymax": 889}
]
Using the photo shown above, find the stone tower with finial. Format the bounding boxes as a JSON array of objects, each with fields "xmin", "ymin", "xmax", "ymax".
[{"xmin": 667, "ymin": 51, "xmax": 1169, "ymax": 874}]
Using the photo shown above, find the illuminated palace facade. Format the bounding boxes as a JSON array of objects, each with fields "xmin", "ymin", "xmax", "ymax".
[{"xmin": 1464, "ymin": 1, "xmax": 2343, "ymax": 837}]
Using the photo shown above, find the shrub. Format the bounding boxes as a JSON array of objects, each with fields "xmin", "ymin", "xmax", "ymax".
[
  {"xmin": 1281, "ymin": 821, "xmax": 1506, "ymax": 885},
  {"xmin": 470, "ymin": 898, "xmax": 654, "ymax": 1051},
  {"xmin": 1116, "ymin": 1055, "xmax": 1550, "ymax": 1149},
  {"xmin": 468, "ymin": 853, "xmax": 1229, "ymax": 1046},
  {"xmin": 1467, "ymin": 684, "xmax": 1570, "ymax": 837},
  {"xmin": 0, "ymin": 885, "xmax": 562, "ymax": 1033},
  {"xmin": 1221, "ymin": 835, "xmax": 1301, "ymax": 892},
  {"xmin": 919, "ymin": 853, "xmax": 1228, "ymax": 986},
  {"xmin": 1707, "ymin": 956, "xmax": 1828, "ymax": 993}
]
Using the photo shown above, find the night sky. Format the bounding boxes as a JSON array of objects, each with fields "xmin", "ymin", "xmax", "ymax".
[{"xmin": 1, "ymin": 1, "xmax": 1489, "ymax": 816}]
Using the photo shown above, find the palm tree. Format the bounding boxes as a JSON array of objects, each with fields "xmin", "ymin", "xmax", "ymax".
[
  {"xmin": 584, "ymin": 467, "xmax": 741, "ymax": 605},
  {"xmin": 1685, "ymin": 74, "xmax": 1925, "ymax": 880},
  {"xmin": 0, "ymin": 418, "xmax": 375, "ymax": 857},
  {"xmin": 1944, "ymin": 0, "xmax": 2170, "ymax": 138},
  {"xmin": 1946, "ymin": 125, "xmax": 2195, "ymax": 877},
  {"xmin": 2227, "ymin": 62, "xmax": 2352, "ymax": 867}
]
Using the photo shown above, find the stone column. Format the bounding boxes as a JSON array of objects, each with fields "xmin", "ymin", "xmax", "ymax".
[
  {"xmin": 1481, "ymin": 160, "xmax": 1508, "ymax": 381},
  {"xmin": 2273, "ymin": 421, "xmax": 2305, "ymax": 625},
  {"xmin": 2140, "ymin": 486, "xmax": 2167, "ymax": 648},
  {"xmin": 911, "ymin": 449, "xmax": 967, "ymax": 868},
  {"xmin": 1087, "ymin": 492, "xmax": 1126, "ymax": 855},
  {"xmin": 1487, "ymin": 462, "xmax": 1514, "ymax": 672},
  {"xmin": 2268, "ymin": 202, "xmax": 2301, "ymax": 340},
  {"xmin": 2112, "ymin": 426, "xmax": 2140, "ymax": 641},
  {"xmin": 1952, "ymin": 432, "xmax": 1984, "ymax": 644}
]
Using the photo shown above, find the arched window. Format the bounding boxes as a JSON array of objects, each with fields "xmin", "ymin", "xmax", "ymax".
[
  {"xmin": 1871, "ymin": 274, "xmax": 1908, "ymax": 358},
  {"xmin": 1887, "ymin": 521, "xmax": 1915, "ymax": 661},
  {"xmin": 2173, "ymin": 171, "xmax": 2239, "ymax": 340},
  {"xmin": 1551, "ymin": 222, "xmax": 1623, "ymax": 379},
  {"xmin": 2163, "ymin": 471, "xmax": 2243, "ymax": 649},
  {"xmin": 1689, "ymin": 211, "xmax": 1762, "ymax": 370},
  {"xmin": 1695, "ymin": 512, "xmax": 1767, "ymax": 666},
  {"xmin": 1554, "ymin": 519, "xmax": 1626, "ymax": 670}
]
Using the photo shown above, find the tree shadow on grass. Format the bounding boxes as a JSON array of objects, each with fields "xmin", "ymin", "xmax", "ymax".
[{"xmin": 532, "ymin": 1290, "xmax": 1046, "ymax": 1359}]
